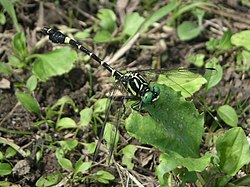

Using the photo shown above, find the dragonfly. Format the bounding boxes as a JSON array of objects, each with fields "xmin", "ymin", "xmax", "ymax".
[{"xmin": 41, "ymin": 27, "xmax": 216, "ymax": 161}]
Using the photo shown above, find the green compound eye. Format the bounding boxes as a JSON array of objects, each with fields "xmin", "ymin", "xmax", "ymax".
[
  {"xmin": 153, "ymin": 86, "xmax": 160, "ymax": 95},
  {"xmin": 142, "ymin": 92, "xmax": 153, "ymax": 104}
]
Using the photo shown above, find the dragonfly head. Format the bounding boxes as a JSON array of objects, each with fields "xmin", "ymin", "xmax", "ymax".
[{"xmin": 142, "ymin": 86, "xmax": 160, "ymax": 104}]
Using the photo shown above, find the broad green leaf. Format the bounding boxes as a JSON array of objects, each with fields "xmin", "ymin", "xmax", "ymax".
[
  {"xmin": 26, "ymin": 75, "xmax": 37, "ymax": 92},
  {"xmin": 5, "ymin": 147, "xmax": 16, "ymax": 158},
  {"xmin": 56, "ymin": 117, "xmax": 77, "ymax": 130},
  {"xmin": 94, "ymin": 170, "xmax": 115, "ymax": 184},
  {"xmin": 205, "ymin": 58, "xmax": 223, "ymax": 90},
  {"xmin": 217, "ymin": 105, "xmax": 238, "ymax": 127},
  {"xmin": 0, "ymin": 0, "xmax": 20, "ymax": 31},
  {"xmin": 83, "ymin": 142, "xmax": 96, "ymax": 154},
  {"xmin": 0, "ymin": 163, "xmax": 12, "ymax": 176},
  {"xmin": 187, "ymin": 54, "xmax": 205, "ymax": 67},
  {"xmin": 121, "ymin": 145, "xmax": 137, "ymax": 170},
  {"xmin": 74, "ymin": 160, "xmax": 92, "ymax": 175},
  {"xmin": 231, "ymin": 30, "xmax": 250, "ymax": 50},
  {"xmin": 58, "ymin": 140, "xmax": 78, "ymax": 151},
  {"xmin": 13, "ymin": 32, "xmax": 28, "ymax": 59},
  {"xmin": 157, "ymin": 69, "xmax": 207, "ymax": 98},
  {"xmin": 156, "ymin": 152, "xmax": 212, "ymax": 186},
  {"xmin": 31, "ymin": 47, "xmax": 77, "ymax": 81},
  {"xmin": 97, "ymin": 9, "xmax": 116, "ymax": 33},
  {"xmin": 80, "ymin": 107, "xmax": 93, "ymax": 127},
  {"xmin": 177, "ymin": 21, "xmax": 203, "ymax": 41},
  {"xmin": 0, "ymin": 62, "xmax": 12, "ymax": 74},
  {"xmin": 206, "ymin": 31, "xmax": 233, "ymax": 52},
  {"xmin": 0, "ymin": 12, "xmax": 6, "ymax": 25},
  {"xmin": 35, "ymin": 173, "xmax": 60, "ymax": 187},
  {"xmin": 125, "ymin": 84, "xmax": 204, "ymax": 158},
  {"xmin": 8, "ymin": 55, "xmax": 24, "ymax": 68},
  {"xmin": 55, "ymin": 148, "xmax": 65, "ymax": 159},
  {"xmin": 216, "ymin": 127, "xmax": 250, "ymax": 176},
  {"xmin": 93, "ymin": 98, "xmax": 108, "ymax": 114},
  {"xmin": 58, "ymin": 158, "xmax": 73, "ymax": 171},
  {"xmin": 74, "ymin": 29, "xmax": 90, "ymax": 40},
  {"xmin": 94, "ymin": 30, "xmax": 112, "ymax": 43},
  {"xmin": 236, "ymin": 50, "xmax": 250, "ymax": 72},
  {"xmin": 16, "ymin": 92, "xmax": 40, "ymax": 116},
  {"xmin": 123, "ymin": 13, "xmax": 145, "ymax": 36}
]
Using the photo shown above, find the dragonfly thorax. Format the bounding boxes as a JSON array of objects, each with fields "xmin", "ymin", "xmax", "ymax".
[{"xmin": 119, "ymin": 72, "xmax": 160, "ymax": 106}]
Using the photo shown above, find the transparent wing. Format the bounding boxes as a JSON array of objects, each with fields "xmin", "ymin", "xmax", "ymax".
[
  {"xmin": 104, "ymin": 104, "xmax": 124, "ymax": 164},
  {"xmin": 135, "ymin": 67, "xmax": 217, "ymax": 98},
  {"xmin": 93, "ymin": 82, "xmax": 125, "ymax": 162},
  {"xmin": 93, "ymin": 83, "xmax": 118, "ymax": 161},
  {"xmin": 135, "ymin": 67, "xmax": 217, "ymax": 80}
]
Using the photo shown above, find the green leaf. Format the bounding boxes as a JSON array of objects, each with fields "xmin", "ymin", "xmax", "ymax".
[
  {"xmin": 58, "ymin": 140, "xmax": 78, "ymax": 151},
  {"xmin": 0, "ymin": 0, "xmax": 20, "ymax": 31},
  {"xmin": 55, "ymin": 148, "xmax": 65, "ymax": 159},
  {"xmin": 80, "ymin": 107, "xmax": 93, "ymax": 127},
  {"xmin": 216, "ymin": 127, "xmax": 250, "ymax": 176},
  {"xmin": 121, "ymin": 145, "xmax": 137, "ymax": 170},
  {"xmin": 26, "ymin": 75, "xmax": 37, "ymax": 92},
  {"xmin": 0, "ymin": 62, "xmax": 12, "ymax": 74},
  {"xmin": 156, "ymin": 152, "xmax": 212, "ymax": 186},
  {"xmin": 93, "ymin": 98, "xmax": 108, "ymax": 114},
  {"xmin": 5, "ymin": 147, "xmax": 16, "ymax": 158},
  {"xmin": 31, "ymin": 47, "xmax": 77, "ymax": 81},
  {"xmin": 94, "ymin": 170, "xmax": 115, "ymax": 184},
  {"xmin": 157, "ymin": 69, "xmax": 207, "ymax": 98},
  {"xmin": 206, "ymin": 31, "xmax": 233, "ymax": 52},
  {"xmin": 94, "ymin": 30, "xmax": 112, "ymax": 43},
  {"xmin": 35, "ymin": 173, "xmax": 60, "ymax": 187},
  {"xmin": 74, "ymin": 29, "xmax": 90, "ymax": 40},
  {"xmin": 16, "ymin": 92, "xmax": 40, "ymax": 116},
  {"xmin": 0, "ymin": 12, "xmax": 6, "ymax": 25},
  {"xmin": 236, "ymin": 49, "xmax": 250, "ymax": 72},
  {"xmin": 8, "ymin": 55, "xmax": 24, "ymax": 68},
  {"xmin": 13, "ymin": 32, "xmax": 28, "ymax": 59},
  {"xmin": 58, "ymin": 158, "xmax": 73, "ymax": 171},
  {"xmin": 56, "ymin": 117, "xmax": 77, "ymax": 130},
  {"xmin": 125, "ymin": 84, "xmax": 204, "ymax": 158},
  {"xmin": 217, "ymin": 105, "xmax": 238, "ymax": 127},
  {"xmin": 83, "ymin": 142, "xmax": 96, "ymax": 154},
  {"xmin": 186, "ymin": 54, "xmax": 205, "ymax": 68},
  {"xmin": 177, "ymin": 21, "xmax": 203, "ymax": 41},
  {"xmin": 205, "ymin": 58, "xmax": 223, "ymax": 90},
  {"xmin": 74, "ymin": 160, "xmax": 92, "ymax": 175},
  {"xmin": 0, "ymin": 163, "xmax": 12, "ymax": 176},
  {"xmin": 231, "ymin": 30, "xmax": 250, "ymax": 50},
  {"xmin": 97, "ymin": 9, "xmax": 117, "ymax": 33},
  {"xmin": 123, "ymin": 13, "xmax": 145, "ymax": 36}
]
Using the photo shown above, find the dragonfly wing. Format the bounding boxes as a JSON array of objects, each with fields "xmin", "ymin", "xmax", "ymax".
[
  {"xmin": 93, "ymin": 83, "xmax": 118, "ymax": 161},
  {"xmin": 136, "ymin": 68, "xmax": 217, "ymax": 98},
  {"xmin": 93, "ymin": 82, "xmax": 124, "ymax": 162}
]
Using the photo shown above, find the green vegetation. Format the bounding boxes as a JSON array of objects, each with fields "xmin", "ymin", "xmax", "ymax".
[{"xmin": 0, "ymin": 0, "xmax": 249, "ymax": 186}]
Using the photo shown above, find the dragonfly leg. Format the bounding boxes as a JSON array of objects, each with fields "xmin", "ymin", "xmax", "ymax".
[{"xmin": 131, "ymin": 100, "xmax": 143, "ymax": 112}]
